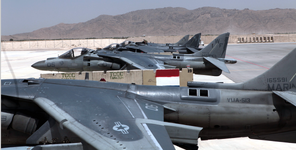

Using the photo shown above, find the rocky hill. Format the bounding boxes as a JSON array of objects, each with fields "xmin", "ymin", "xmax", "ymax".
[{"xmin": 3, "ymin": 7, "xmax": 296, "ymax": 41}]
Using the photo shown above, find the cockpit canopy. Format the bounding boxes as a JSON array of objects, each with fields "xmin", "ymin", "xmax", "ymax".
[
  {"xmin": 103, "ymin": 43, "xmax": 120, "ymax": 50},
  {"xmin": 120, "ymin": 40, "xmax": 133, "ymax": 47},
  {"xmin": 59, "ymin": 48, "xmax": 92, "ymax": 59}
]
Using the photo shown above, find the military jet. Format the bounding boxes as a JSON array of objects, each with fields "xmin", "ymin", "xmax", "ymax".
[
  {"xmin": 32, "ymin": 33, "xmax": 234, "ymax": 76},
  {"xmin": 102, "ymin": 42, "xmax": 163, "ymax": 53},
  {"xmin": 31, "ymin": 46, "xmax": 162, "ymax": 72},
  {"xmin": 31, "ymin": 47, "xmax": 124, "ymax": 72},
  {"xmin": 128, "ymin": 34, "xmax": 189, "ymax": 47},
  {"xmin": 103, "ymin": 34, "xmax": 199, "ymax": 54},
  {"xmin": 146, "ymin": 34, "xmax": 190, "ymax": 47},
  {"xmin": 2, "ymin": 48, "xmax": 296, "ymax": 149},
  {"xmin": 124, "ymin": 33, "xmax": 201, "ymax": 54},
  {"xmin": 97, "ymin": 32, "xmax": 235, "ymax": 76}
]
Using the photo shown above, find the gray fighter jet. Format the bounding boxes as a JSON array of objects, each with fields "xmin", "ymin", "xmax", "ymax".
[
  {"xmin": 32, "ymin": 33, "xmax": 235, "ymax": 76},
  {"xmin": 123, "ymin": 33, "xmax": 200, "ymax": 54},
  {"xmin": 102, "ymin": 42, "xmax": 163, "ymax": 53},
  {"xmin": 97, "ymin": 32, "xmax": 235, "ymax": 76},
  {"xmin": 31, "ymin": 47, "xmax": 124, "ymax": 72},
  {"xmin": 105, "ymin": 34, "xmax": 198, "ymax": 54},
  {"xmin": 146, "ymin": 34, "xmax": 190, "ymax": 47},
  {"xmin": 2, "ymin": 48, "xmax": 296, "ymax": 149}
]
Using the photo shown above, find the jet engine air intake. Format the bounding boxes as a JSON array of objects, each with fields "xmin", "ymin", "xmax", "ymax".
[{"xmin": 97, "ymin": 61, "xmax": 121, "ymax": 70}]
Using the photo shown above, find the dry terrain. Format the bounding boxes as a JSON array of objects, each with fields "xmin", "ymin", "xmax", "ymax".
[{"xmin": 3, "ymin": 7, "xmax": 296, "ymax": 41}]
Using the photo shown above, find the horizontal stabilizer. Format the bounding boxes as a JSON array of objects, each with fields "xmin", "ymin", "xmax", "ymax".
[
  {"xmin": 204, "ymin": 57, "xmax": 230, "ymax": 73},
  {"xmin": 223, "ymin": 58, "xmax": 237, "ymax": 64},
  {"xmin": 273, "ymin": 90, "xmax": 296, "ymax": 106},
  {"xmin": 186, "ymin": 47, "xmax": 199, "ymax": 53}
]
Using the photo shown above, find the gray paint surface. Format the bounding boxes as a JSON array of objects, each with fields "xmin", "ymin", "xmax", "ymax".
[
  {"xmin": 2, "ymin": 43, "xmax": 296, "ymax": 150},
  {"xmin": 223, "ymin": 43, "xmax": 296, "ymax": 82}
]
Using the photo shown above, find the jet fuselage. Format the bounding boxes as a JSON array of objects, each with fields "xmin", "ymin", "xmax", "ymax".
[{"xmin": 2, "ymin": 79, "xmax": 295, "ymax": 145}]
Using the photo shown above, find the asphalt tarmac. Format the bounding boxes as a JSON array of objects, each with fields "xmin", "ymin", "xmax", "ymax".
[
  {"xmin": 1, "ymin": 43, "xmax": 296, "ymax": 149},
  {"xmin": 223, "ymin": 42, "xmax": 296, "ymax": 83}
]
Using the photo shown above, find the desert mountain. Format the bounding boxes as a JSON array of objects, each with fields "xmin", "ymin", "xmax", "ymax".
[{"xmin": 3, "ymin": 7, "xmax": 296, "ymax": 41}]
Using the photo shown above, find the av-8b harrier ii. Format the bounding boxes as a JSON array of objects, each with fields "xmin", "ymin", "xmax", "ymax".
[
  {"xmin": 32, "ymin": 33, "xmax": 235, "ymax": 76},
  {"xmin": 124, "ymin": 33, "xmax": 201, "ymax": 54},
  {"xmin": 97, "ymin": 32, "xmax": 235, "ymax": 76},
  {"xmin": 116, "ymin": 34, "xmax": 189, "ymax": 48},
  {"xmin": 145, "ymin": 34, "xmax": 190, "ymax": 47},
  {"xmin": 2, "ymin": 48, "xmax": 296, "ymax": 149},
  {"xmin": 103, "ymin": 33, "xmax": 200, "ymax": 54}
]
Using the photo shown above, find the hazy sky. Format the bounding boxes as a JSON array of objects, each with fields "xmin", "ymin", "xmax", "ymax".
[{"xmin": 2, "ymin": 0, "xmax": 296, "ymax": 35}]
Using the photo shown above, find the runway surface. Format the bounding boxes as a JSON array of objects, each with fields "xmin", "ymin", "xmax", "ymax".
[{"xmin": 2, "ymin": 43, "xmax": 296, "ymax": 149}]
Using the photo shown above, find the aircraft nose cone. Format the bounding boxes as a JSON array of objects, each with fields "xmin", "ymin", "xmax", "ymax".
[{"xmin": 31, "ymin": 60, "xmax": 46, "ymax": 70}]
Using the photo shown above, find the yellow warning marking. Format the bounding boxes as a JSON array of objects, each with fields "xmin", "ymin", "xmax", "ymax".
[
  {"xmin": 209, "ymin": 43, "xmax": 218, "ymax": 54},
  {"xmin": 289, "ymin": 73, "xmax": 296, "ymax": 82}
]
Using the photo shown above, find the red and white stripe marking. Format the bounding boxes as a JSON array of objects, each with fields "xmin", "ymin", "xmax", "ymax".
[{"xmin": 155, "ymin": 69, "xmax": 180, "ymax": 86}]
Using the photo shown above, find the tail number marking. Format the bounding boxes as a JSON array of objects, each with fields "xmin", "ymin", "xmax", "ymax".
[{"xmin": 267, "ymin": 77, "xmax": 287, "ymax": 83}]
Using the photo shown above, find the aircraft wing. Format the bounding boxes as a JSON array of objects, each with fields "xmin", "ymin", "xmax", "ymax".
[
  {"xmin": 186, "ymin": 47, "xmax": 199, "ymax": 53},
  {"xmin": 97, "ymin": 52, "xmax": 166, "ymax": 69},
  {"xmin": 33, "ymin": 96, "xmax": 175, "ymax": 149},
  {"xmin": 204, "ymin": 57, "xmax": 230, "ymax": 73},
  {"xmin": 1, "ymin": 79, "xmax": 202, "ymax": 149},
  {"xmin": 273, "ymin": 90, "xmax": 296, "ymax": 106},
  {"xmin": 2, "ymin": 79, "xmax": 203, "ymax": 149}
]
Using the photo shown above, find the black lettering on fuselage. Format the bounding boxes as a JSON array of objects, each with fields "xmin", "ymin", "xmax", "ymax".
[
  {"xmin": 215, "ymin": 39, "xmax": 220, "ymax": 44},
  {"xmin": 283, "ymin": 83, "xmax": 289, "ymax": 91},
  {"xmin": 47, "ymin": 62, "xmax": 55, "ymax": 67},
  {"xmin": 227, "ymin": 98, "xmax": 250, "ymax": 103},
  {"xmin": 276, "ymin": 84, "xmax": 282, "ymax": 91},
  {"xmin": 267, "ymin": 77, "xmax": 287, "ymax": 83},
  {"xmin": 267, "ymin": 83, "xmax": 296, "ymax": 91}
]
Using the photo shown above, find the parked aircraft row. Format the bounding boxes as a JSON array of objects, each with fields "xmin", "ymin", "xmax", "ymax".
[
  {"xmin": 31, "ymin": 33, "xmax": 237, "ymax": 76},
  {"xmin": 2, "ymin": 48, "xmax": 296, "ymax": 149},
  {"xmin": 120, "ymin": 33, "xmax": 201, "ymax": 54},
  {"xmin": 2, "ymin": 32, "xmax": 296, "ymax": 150}
]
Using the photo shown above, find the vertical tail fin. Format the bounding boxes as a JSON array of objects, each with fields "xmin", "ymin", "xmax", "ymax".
[
  {"xmin": 195, "ymin": 32, "xmax": 229, "ymax": 58},
  {"xmin": 182, "ymin": 33, "xmax": 201, "ymax": 48},
  {"xmin": 175, "ymin": 35, "xmax": 190, "ymax": 46},
  {"xmin": 242, "ymin": 48, "xmax": 296, "ymax": 91}
]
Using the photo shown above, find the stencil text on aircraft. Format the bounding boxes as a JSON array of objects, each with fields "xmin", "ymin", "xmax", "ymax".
[{"xmin": 227, "ymin": 98, "xmax": 250, "ymax": 103}]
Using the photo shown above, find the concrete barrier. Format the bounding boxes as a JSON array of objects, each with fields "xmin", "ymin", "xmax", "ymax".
[
  {"xmin": 1, "ymin": 39, "xmax": 126, "ymax": 50},
  {"xmin": 129, "ymin": 34, "xmax": 296, "ymax": 45},
  {"xmin": 236, "ymin": 35, "xmax": 279, "ymax": 43},
  {"xmin": 93, "ymin": 70, "xmax": 143, "ymax": 85},
  {"xmin": 2, "ymin": 34, "xmax": 296, "ymax": 50},
  {"xmin": 237, "ymin": 36, "xmax": 274, "ymax": 43},
  {"xmin": 40, "ymin": 68, "xmax": 193, "ymax": 87}
]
